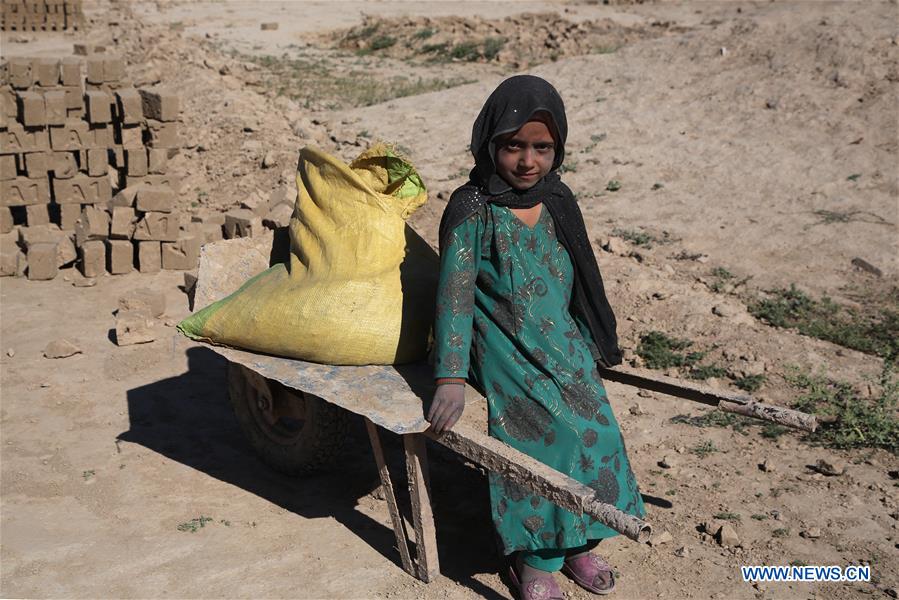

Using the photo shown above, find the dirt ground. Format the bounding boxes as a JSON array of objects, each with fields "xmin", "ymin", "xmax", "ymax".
[{"xmin": 1, "ymin": 1, "xmax": 898, "ymax": 598}]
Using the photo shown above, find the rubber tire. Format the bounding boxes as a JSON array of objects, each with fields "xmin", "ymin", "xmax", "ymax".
[{"xmin": 228, "ymin": 362, "xmax": 349, "ymax": 475}]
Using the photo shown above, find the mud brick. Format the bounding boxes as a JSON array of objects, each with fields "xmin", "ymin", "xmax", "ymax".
[
  {"xmin": 109, "ymin": 205, "xmax": 135, "ymax": 239},
  {"xmin": 85, "ymin": 55, "xmax": 104, "ymax": 85},
  {"xmin": 136, "ymin": 240, "xmax": 161, "ymax": 273},
  {"xmin": 74, "ymin": 204, "xmax": 109, "ymax": 245},
  {"xmin": 16, "ymin": 91, "xmax": 45, "ymax": 127},
  {"xmin": 25, "ymin": 201, "xmax": 50, "ymax": 225},
  {"xmin": 135, "ymin": 186, "xmax": 174, "ymax": 213},
  {"xmin": 78, "ymin": 239, "xmax": 105, "ymax": 277},
  {"xmin": 52, "ymin": 174, "xmax": 110, "ymax": 205},
  {"xmin": 106, "ymin": 239, "xmax": 133, "ymax": 274},
  {"xmin": 133, "ymin": 212, "xmax": 178, "ymax": 242},
  {"xmin": 33, "ymin": 58, "xmax": 59, "ymax": 87},
  {"xmin": 26, "ymin": 241, "xmax": 58, "ymax": 280},
  {"xmin": 0, "ymin": 233, "xmax": 21, "ymax": 276},
  {"xmin": 2, "ymin": 177, "xmax": 49, "ymax": 206},
  {"xmin": 23, "ymin": 151, "xmax": 49, "ymax": 179},
  {"xmin": 84, "ymin": 90, "xmax": 112, "ymax": 124},
  {"xmin": 89, "ymin": 124, "xmax": 113, "ymax": 148},
  {"xmin": 84, "ymin": 148, "xmax": 107, "ymax": 176},
  {"xmin": 50, "ymin": 120, "xmax": 93, "ymax": 151},
  {"xmin": 61, "ymin": 85, "xmax": 83, "ymax": 111},
  {"xmin": 17, "ymin": 224, "xmax": 54, "ymax": 248},
  {"xmin": 161, "ymin": 233, "xmax": 201, "ymax": 270},
  {"xmin": 146, "ymin": 119, "xmax": 180, "ymax": 149},
  {"xmin": 104, "ymin": 56, "xmax": 125, "ymax": 82},
  {"xmin": 224, "ymin": 209, "xmax": 263, "ymax": 239},
  {"xmin": 59, "ymin": 57, "xmax": 81, "ymax": 86},
  {"xmin": 115, "ymin": 308, "xmax": 156, "ymax": 345},
  {"xmin": 191, "ymin": 212, "xmax": 226, "ymax": 227},
  {"xmin": 139, "ymin": 87, "xmax": 180, "ymax": 122},
  {"xmin": 50, "ymin": 150, "xmax": 77, "ymax": 178},
  {"xmin": 125, "ymin": 147, "xmax": 147, "ymax": 176},
  {"xmin": 125, "ymin": 174, "xmax": 180, "ymax": 192},
  {"xmin": 118, "ymin": 123, "xmax": 143, "ymax": 149},
  {"xmin": 114, "ymin": 88, "xmax": 142, "ymax": 125},
  {"xmin": 119, "ymin": 288, "xmax": 166, "ymax": 317},
  {"xmin": 56, "ymin": 233, "xmax": 77, "ymax": 267},
  {"xmin": 109, "ymin": 145, "xmax": 124, "ymax": 169},
  {"xmin": 0, "ymin": 207, "xmax": 13, "ymax": 233},
  {"xmin": 202, "ymin": 222, "xmax": 223, "ymax": 243},
  {"xmin": 43, "ymin": 90, "xmax": 66, "ymax": 126},
  {"xmin": 1, "ymin": 87, "xmax": 17, "ymax": 119},
  {"xmin": 147, "ymin": 148, "xmax": 167, "ymax": 174},
  {"xmin": 8, "ymin": 57, "xmax": 32, "ymax": 89},
  {"xmin": 56, "ymin": 203, "xmax": 80, "ymax": 230},
  {"xmin": 2, "ymin": 125, "xmax": 39, "ymax": 154},
  {"xmin": 73, "ymin": 43, "xmax": 105, "ymax": 56},
  {"xmin": 109, "ymin": 185, "xmax": 143, "ymax": 208},
  {"xmin": 0, "ymin": 155, "xmax": 17, "ymax": 180}
]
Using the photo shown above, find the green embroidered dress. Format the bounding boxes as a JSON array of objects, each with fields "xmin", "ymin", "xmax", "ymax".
[{"xmin": 434, "ymin": 203, "xmax": 645, "ymax": 554}]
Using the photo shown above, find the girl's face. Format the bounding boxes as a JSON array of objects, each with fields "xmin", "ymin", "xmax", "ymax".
[{"xmin": 494, "ymin": 117, "xmax": 556, "ymax": 190}]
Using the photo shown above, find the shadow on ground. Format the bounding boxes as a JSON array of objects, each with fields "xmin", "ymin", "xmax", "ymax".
[{"xmin": 118, "ymin": 345, "xmax": 504, "ymax": 598}]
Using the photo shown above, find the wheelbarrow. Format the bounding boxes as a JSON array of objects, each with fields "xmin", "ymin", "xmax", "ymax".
[{"xmin": 188, "ymin": 232, "xmax": 816, "ymax": 583}]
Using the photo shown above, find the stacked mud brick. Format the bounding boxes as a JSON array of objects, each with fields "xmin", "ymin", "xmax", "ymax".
[
  {"xmin": 0, "ymin": 0, "xmax": 85, "ymax": 31},
  {"xmin": 0, "ymin": 54, "xmax": 196, "ymax": 280}
]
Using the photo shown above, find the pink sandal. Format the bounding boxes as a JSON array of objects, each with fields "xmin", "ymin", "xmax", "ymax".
[
  {"xmin": 508, "ymin": 561, "xmax": 566, "ymax": 600},
  {"xmin": 561, "ymin": 553, "xmax": 616, "ymax": 595}
]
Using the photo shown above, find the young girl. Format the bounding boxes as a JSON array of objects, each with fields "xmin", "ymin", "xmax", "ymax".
[{"xmin": 427, "ymin": 75, "xmax": 645, "ymax": 600}]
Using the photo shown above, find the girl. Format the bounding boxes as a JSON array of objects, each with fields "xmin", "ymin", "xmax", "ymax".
[{"xmin": 427, "ymin": 75, "xmax": 645, "ymax": 600}]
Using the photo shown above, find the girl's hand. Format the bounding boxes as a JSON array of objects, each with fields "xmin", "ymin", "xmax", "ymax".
[{"xmin": 427, "ymin": 383, "xmax": 466, "ymax": 434}]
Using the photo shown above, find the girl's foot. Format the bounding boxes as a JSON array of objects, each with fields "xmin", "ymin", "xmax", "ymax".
[
  {"xmin": 561, "ymin": 552, "xmax": 615, "ymax": 595},
  {"xmin": 509, "ymin": 554, "xmax": 566, "ymax": 600}
]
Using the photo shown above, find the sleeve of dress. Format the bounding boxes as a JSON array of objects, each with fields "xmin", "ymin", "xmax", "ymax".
[{"xmin": 433, "ymin": 214, "xmax": 482, "ymax": 380}]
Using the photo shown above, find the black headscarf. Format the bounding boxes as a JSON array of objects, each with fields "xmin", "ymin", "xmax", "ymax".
[{"xmin": 439, "ymin": 75, "xmax": 622, "ymax": 367}]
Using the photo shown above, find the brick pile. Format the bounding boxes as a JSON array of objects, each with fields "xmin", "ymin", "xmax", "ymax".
[
  {"xmin": 0, "ymin": 54, "xmax": 202, "ymax": 280},
  {"xmin": 1, "ymin": 0, "xmax": 85, "ymax": 31}
]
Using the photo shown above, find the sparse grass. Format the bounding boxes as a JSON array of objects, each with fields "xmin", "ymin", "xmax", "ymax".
[
  {"xmin": 606, "ymin": 179, "xmax": 622, "ymax": 192},
  {"xmin": 637, "ymin": 331, "xmax": 705, "ymax": 369},
  {"xmin": 807, "ymin": 208, "xmax": 891, "ymax": 228},
  {"xmin": 413, "ymin": 27, "xmax": 436, "ymax": 40},
  {"xmin": 651, "ymin": 182, "xmax": 664, "ymax": 190},
  {"xmin": 714, "ymin": 512, "xmax": 741, "ymax": 521},
  {"xmin": 749, "ymin": 285, "xmax": 899, "ymax": 364},
  {"xmin": 177, "ymin": 516, "xmax": 213, "ymax": 533},
  {"xmin": 369, "ymin": 35, "xmax": 397, "ymax": 51},
  {"xmin": 450, "ymin": 41, "xmax": 481, "ymax": 61},
  {"xmin": 786, "ymin": 365, "xmax": 898, "ymax": 454},
  {"xmin": 760, "ymin": 424, "xmax": 789, "ymax": 440},
  {"xmin": 671, "ymin": 410, "xmax": 752, "ymax": 432},
  {"xmin": 560, "ymin": 160, "xmax": 578, "ymax": 174},
  {"xmin": 612, "ymin": 228, "xmax": 673, "ymax": 249},
  {"xmin": 690, "ymin": 364, "xmax": 728, "ymax": 380},
  {"xmin": 483, "ymin": 37, "xmax": 507, "ymax": 60},
  {"xmin": 847, "ymin": 173, "xmax": 861, "ymax": 181},
  {"xmin": 244, "ymin": 52, "xmax": 474, "ymax": 110},
  {"xmin": 691, "ymin": 440, "xmax": 718, "ymax": 458},
  {"xmin": 734, "ymin": 374, "xmax": 766, "ymax": 392},
  {"xmin": 82, "ymin": 469, "xmax": 95, "ymax": 480},
  {"xmin": 751, "ymin": 514, "xmax": 768, "ymax": 521},
  {"xmin": 772, "ymin": 527, "xmax": 790, "ymax": 538},
  {"xmin": 581, "ymin": 133, "xmax": 607, "ymax": 154}
]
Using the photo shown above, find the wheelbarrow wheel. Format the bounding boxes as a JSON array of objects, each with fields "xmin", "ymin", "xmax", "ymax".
[{"xmin": 228, "ymin": 362, "xmax": 349, "ymax": 475}]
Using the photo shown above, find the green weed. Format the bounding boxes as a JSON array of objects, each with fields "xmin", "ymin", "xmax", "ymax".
[
  {"xmin": 482, "ymin": 37, "xmax": 506, "ymax": 60},
  {"xmin": 760, "ymin": 424, "xmax": 789, "ymax": 440},
  {"xmin": 637, "ymin": 331, "xmax": 705, "ymax": 369},
  {"xmin": 751, "ymin": 514, "xmax": 768, "ymax": 521},
  {"xmin": 413, "ymin": 28, "xmax": 435, "ymax": 40},
  {"xmin": 786, "ymin": 366, "xmax": 898, "ymax": 454},
  {"xmin": 560, "ymin": 160, "xmax": 578, "ymax": 174},
  {"xmin": 369, "ymin": 35, "xmax": 397, "ymax": 51},
  {"xmin": 772, "ymin": 528, "xmax": 790, "ymax": 538},
  {"xmin": 714, "ymin": 512, "xmax": 741, "ymax": 521},
  {"xmin": 177, "ymin": 516, "xmax": 213, "ymax": 533},
  {"xmin": 691, "ymin": 440, "xmax": 718, "ymax": 458},
  {"xmin": 606, "ymin": 180, "xmax": 622, "ymax": 192},
  {"xmin": 847, "ymin": 173, "xmax": 861, "ymax": 181},
  {"xmin": 749, "ymin": 285, "xmax": 899, "ymax": 363},
  {"xmin": 651, "ymin": 182, "xmax": 664, "ymax": 190},
  {"xmin": 734, "ymin": 374, "xmax": 766, "ymax": 392},
  {"xmin": 690, "ymin": 364, "xmax": 728, "ymax": 380}
]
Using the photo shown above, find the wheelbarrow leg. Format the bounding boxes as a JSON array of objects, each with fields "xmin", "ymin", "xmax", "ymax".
[
  {"xmin": 404, "ymin": 433, "xmax": 440, "ymax": 582},
  {"xmin": 365, "ymin": 419, "xmax": 414, "ymax": 576}
]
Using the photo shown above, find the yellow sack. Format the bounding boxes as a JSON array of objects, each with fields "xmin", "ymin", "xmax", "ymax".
[{"xmin": 178, "ymin": 144, "xmax": 439, "ymax": 365}]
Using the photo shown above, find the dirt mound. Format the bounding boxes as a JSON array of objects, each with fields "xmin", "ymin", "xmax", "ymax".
[{"xmin": 328, "ymin": 12, "xmax": 686, "ymax": 68}]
